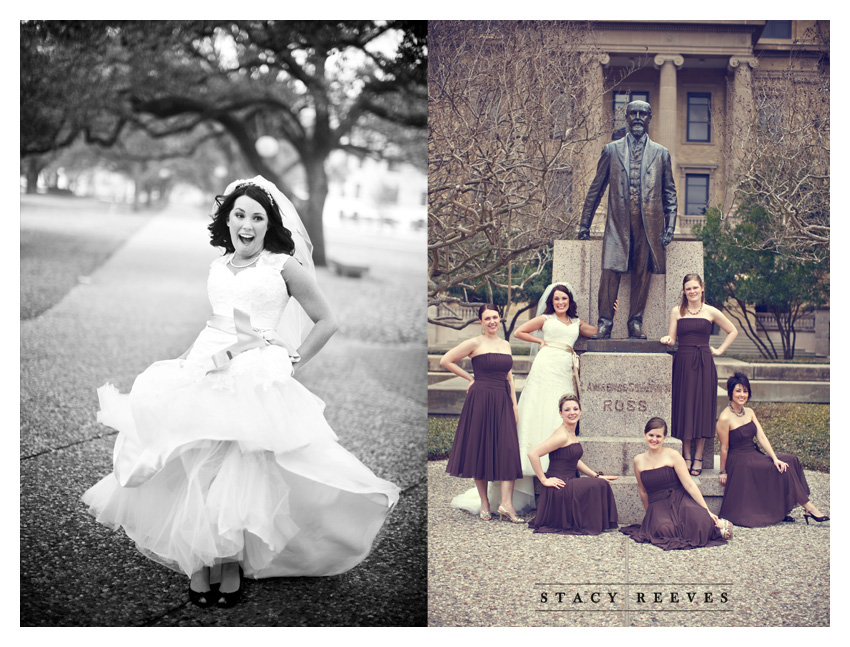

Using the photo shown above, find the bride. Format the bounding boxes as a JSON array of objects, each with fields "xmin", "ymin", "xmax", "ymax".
[
  {"xmin": 82, "ymin": 176, "xmax": 399, "ymax": 609},
  {"xmin": 450, "ymin": 283, "xmax": 607, "ymax": 514}
]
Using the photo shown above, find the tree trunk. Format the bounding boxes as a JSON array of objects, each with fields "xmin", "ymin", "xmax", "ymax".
[
  {"xmin": 25, "ymin": 157, "xmax": 40, "ymax": 194},
  {"xmin": 302, "ymin": 156, "xmax": 329, "ymax": 267}
]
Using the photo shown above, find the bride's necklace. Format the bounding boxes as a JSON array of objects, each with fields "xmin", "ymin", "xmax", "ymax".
[
  {"xmin": 728, "ymin": 402, "xmax": 746, "ymax": 417},
  {"xmin": 229, "ymin": 250, "xmax": 263, "ymax": 268},
  {"xmin": 687, "ymin": 303, "xmax": 703, "ymax": 316}
]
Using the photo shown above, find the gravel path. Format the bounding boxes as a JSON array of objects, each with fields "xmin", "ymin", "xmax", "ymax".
[
  {"xmin": 428, "ymin": 461, "xmax": 829, "ymax": 627},
  {"xmin": 20, "ymin": 203, "xmax": 426, "ymax": 626}
]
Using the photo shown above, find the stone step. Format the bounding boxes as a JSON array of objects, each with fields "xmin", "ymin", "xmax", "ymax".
[
  {"xmin": 709, "ymin": 334, "xmax": 819, "ymax": 358},
  {"xmin": 714, "ymin": 360, "xmax": 829, "ymax": 382},
  {"xmin": 715, "ymin": 379, "xmax": 829, "ymax": 404}
]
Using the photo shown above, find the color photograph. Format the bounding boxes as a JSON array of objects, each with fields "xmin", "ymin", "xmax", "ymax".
[{"xmin": 427, "ymin": 19, "xmax": 830, "ymax": 627}]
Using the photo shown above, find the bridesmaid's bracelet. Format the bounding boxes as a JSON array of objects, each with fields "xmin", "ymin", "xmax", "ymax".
[
  {"xmin": 719, "ymin": 470, "xmax": 726, "ymax": 475},
  {"xmin": 594, "ymin": 472, "xmax": 603, "ymax": 478}
]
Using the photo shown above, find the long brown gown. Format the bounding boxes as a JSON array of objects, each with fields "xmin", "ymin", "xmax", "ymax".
[
  {"xmin": 527, "ymin": 443, "xmax": 618, "ymax": 535},
  {"xmin": 718, "ymin": 420, "xmax": 811, "ymax": 527},
  {"xmin": 446, "ymin": 353, "xmax": 523, "ymax": 481},
  {"xmin": 620, "ymin": 466, "xmax": 727, "ymax": 550},
  {"xmin": 671, "ymin": 318, "xmax": 717, "ymax": 442}
]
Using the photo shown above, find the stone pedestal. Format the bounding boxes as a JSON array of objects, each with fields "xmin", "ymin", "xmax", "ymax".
[
  {"xmin": 549, "ymin": 239, "xmax": 721, "ymax": 523},
  {"xmin": 553, "ymin": 239, "xmax": 704, "ymax": 340}
]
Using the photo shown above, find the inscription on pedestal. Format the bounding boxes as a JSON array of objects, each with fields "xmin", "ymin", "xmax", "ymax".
[{"xmin": 580, "ymin": 353, "xmax": 672, "ymax": 438}]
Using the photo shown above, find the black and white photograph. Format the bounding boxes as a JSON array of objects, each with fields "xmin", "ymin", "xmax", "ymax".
[
  {"xmin": 426, "ymin": 19, "xmax": 830, "ymax": 627},
  {"xmin": 20, "ymin": 19, "xmax": 427, "ymax": 627}
]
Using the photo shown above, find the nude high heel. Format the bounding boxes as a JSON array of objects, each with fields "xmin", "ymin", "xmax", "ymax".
[{"xmin": 497, "ymin": 505, "xmax": 525, "ymax": 524}]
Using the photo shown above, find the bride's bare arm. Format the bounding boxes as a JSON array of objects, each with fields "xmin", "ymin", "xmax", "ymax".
[{"xmin": 281, "ymin": 261, "xmax": 338, "ymax": 369}]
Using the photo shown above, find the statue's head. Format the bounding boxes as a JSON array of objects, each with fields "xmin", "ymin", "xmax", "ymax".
[{"xmin": 626, "ymin": 100, "xmax": 652, "ymax": 138}]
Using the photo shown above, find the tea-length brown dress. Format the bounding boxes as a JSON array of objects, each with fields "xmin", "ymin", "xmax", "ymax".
[{"xmin": 446, "ymin": 353, "xmax": 523, "ymax": 481}]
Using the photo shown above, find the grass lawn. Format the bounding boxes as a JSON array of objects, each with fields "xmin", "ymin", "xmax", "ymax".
[
  {"xmin": 21, "ymin": 195, "xmax": 152, "ymax": 320},
  {"xmin": 430, "ymin": 402, "xmax": 829, "ymax": 472}
]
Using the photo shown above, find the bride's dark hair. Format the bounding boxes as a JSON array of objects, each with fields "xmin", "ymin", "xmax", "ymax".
[
  {"xmin": 543, "ymin": 284, "xmax": 578, "ymax": 318},
  {"xmin": 208, "ymin": 183, "xmax": 296, "ymax": 255}
]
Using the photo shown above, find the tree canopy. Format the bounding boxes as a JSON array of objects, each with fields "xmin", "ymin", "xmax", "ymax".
[
  {"xmin": 21, "ymin": 20, "xmax": 427, "ymax": 265},
  {"xmin": 695, "ymin": 206, "xmax": 828, "ymax": 359}
]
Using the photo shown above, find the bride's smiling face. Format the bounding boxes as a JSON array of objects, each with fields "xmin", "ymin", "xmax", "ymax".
[
  {"xmin": 227, "ymin": 195, "xmax": 269, "ymax": 256},
  {"xmin": 552, "ymin": 290, "xmax": 570, "ymax": 314}
]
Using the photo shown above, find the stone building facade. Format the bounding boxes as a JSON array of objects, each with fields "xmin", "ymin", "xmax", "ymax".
[{"xmin": 583, "ymin": 20, "xmax": 828, "ymax": 236}]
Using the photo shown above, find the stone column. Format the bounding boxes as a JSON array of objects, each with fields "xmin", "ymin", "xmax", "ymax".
[
  {"xmin": 723, "ymin": 56, "xmax": 759, "ymax": 216},
  {"xmin": 575, "ymin": 53, "xmax": 611, "ymax": 234},
  {"xmin": 653, "ymin": 54, "xmax": 684, "ymax": 159}
]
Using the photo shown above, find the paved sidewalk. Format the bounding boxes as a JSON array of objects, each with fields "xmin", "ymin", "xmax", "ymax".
[
  {"xmin": 20, "ymin": 204, "xmax": 426, "ymax": 626},
  {"xmin": 428, "ymin": 461, "xmax": 830, "ymax": 627}
]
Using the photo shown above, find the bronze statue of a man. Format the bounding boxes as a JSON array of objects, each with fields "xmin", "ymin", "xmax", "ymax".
[{"xmin": 578, "ymin": 100, "xmax": 678, "ymax": 339}]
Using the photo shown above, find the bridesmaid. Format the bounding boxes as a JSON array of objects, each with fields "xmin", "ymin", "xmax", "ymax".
[
  {"xmin": 620, "ymin": 417, "xmax": 730, "ymax": 550},
  {"xmin": 442, "ymin": 304, "xmax": 525, "ymax": 523},
  {"xmin": 717, "ymin": 372, "xmax": 829, "ymax": 526},
  {"xmin": 661, "ymin": 273, "xmax": 737, "ymax": 476},
  {"xmin": 527, "ymin": 394, "xmax": 618, "ymax": 535}
]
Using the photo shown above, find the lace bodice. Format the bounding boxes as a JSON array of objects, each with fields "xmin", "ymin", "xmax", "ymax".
[
  {"xmin": 541, "ymin": 315, "xmax": 580, "ymax": 346},
  {"xmin": 207, "ymin": 251, "xmax": 291, "ymax": 330}
]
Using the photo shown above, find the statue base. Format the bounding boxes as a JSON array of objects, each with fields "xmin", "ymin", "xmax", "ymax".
[{"xmin": 550, "ymin": 239, "xmax": 721, "ymax": 523}]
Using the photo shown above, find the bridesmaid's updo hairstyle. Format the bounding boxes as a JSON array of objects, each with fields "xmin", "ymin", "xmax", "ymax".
[
  {"xmin": 558, "ymin": 393, "xmax": 581, "ymax": 436},
  {"xmin": 543, "ymin": 284, "xmax": 578, "ymax": 318},
  {"xmin": 644, "ymin": 417, "xmax": 668, "ymax": 437},
  {"xmin": 478, "ymin": 304, "xmax": 500, "ymax": 320},
  {"xmin": 678, "ymin": 273, "xmax": 705, "ymax": 317},
  {"xmin": 209, "ymin": 183, "xmax": 296, "ymax": 256},
  {"xmin": 726, "ymin": 372, "xmax": 751, "ymax": 402}
]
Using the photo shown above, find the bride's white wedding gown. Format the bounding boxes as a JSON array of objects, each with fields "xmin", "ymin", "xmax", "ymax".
[{"xmin": 82, "ymin": 250, "xmax": 399, "ymax": 578}]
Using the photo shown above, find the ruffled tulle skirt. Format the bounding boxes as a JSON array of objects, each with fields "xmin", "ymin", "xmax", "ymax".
[{"xmin": 82, "ymin": 325, "xmax": 399, "ymax": 578}]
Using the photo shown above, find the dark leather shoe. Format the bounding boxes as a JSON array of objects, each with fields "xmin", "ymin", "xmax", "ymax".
[
  {"xmin": 591, "ymin": 318, "xmax": 613, "ymax": 339},
  {"xmin": 627, "ymin": 319, "xmax": 646, "ymax": 339}
]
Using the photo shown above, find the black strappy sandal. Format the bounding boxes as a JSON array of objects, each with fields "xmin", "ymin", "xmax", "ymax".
[{"xmin": 690, "ymin": 458, "xmax": 703, "ymax": 476}]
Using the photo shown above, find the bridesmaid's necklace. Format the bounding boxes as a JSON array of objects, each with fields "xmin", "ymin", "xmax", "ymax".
[
  {"xmin": 229, "ymin": 250, "xmax": 263, "ymax": 268},
  {"xmin": 728, "ymin": 402, "xmax": 746, "ymax": 417},
  {"xmin": 686, "ymin": 303, "xmax": 703, "ymax": 316}
]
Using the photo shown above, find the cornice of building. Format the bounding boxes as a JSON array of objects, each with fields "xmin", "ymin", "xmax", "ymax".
[{"xmin": 591, "ymin": 20, "xmax": 766, "ymax": 34}]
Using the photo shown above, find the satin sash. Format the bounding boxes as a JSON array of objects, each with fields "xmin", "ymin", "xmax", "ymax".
[
  {"xmin": 207, "ymin": 308, "xmax": 268, "ymax": 371},
  {"xmin": 542, "ymin": 339, "xmax": 582, "ymax": 396}
]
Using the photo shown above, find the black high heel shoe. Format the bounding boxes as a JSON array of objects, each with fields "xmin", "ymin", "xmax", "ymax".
[
  {"xmin": 215, "ymin": 566, "xmax": 243, "ymax": 608},
  {"xmin": 690, "ymin": 458, "xmax": 703, "ymax": 476},
  {"xmin": 804, "ymin": 513, "xmax": 830, "ymax": 524},
  {"xmin": 188, "ymin": 585, "xmax": 215, "ymax": 609}
]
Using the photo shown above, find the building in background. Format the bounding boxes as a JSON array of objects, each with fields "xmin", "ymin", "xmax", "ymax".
[
  {"xmin": 324, "ymin": 150, "xmax": 426, "ymax": 235},
  {"xmin": 584, "ymin": 19, "xmax": 827, "ymax": 236}
]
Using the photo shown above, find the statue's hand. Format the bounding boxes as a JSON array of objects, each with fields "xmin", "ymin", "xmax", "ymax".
[
  {"xmin": 577, "ymin": 226, "xmax": 591, "ymax": 241},
  {"xmin": 661, "ymin": 227, "xmax": 675, "ymax": 246}
]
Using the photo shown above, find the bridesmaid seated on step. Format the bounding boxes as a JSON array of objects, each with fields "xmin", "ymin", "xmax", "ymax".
[
  {"xmin": 717, "ymin": 372, "xmax": 829, "ymax": 527},
  {"xmin": 620, "ymin": 417, "xmax": 730, "ymax": 550},
  {"xmin": 526, "ymin": 394, "xmax": 618, "ymax": 535}
]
